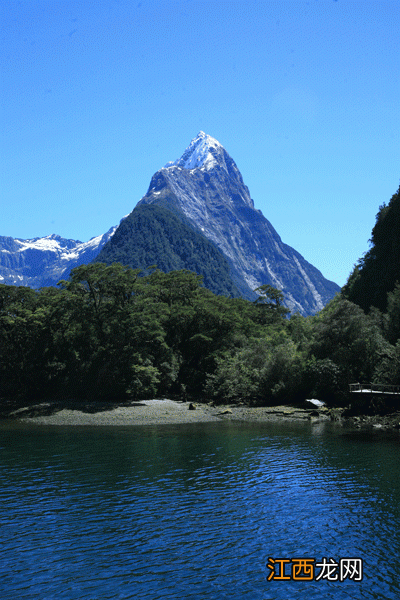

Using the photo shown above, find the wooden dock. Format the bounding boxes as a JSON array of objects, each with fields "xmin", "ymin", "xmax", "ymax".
[{"xmin": 349, "ymin": 383, "xmax": 400, "ymax": 396}]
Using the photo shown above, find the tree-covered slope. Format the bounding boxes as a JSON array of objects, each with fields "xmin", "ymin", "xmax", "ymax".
[
  {"xmin": 95, "ymin": 204, "xmax": 243, "ymax": 298},
  {"xmin": 343, "ymin": 184, "xmax": 400, "ymax": 311}
]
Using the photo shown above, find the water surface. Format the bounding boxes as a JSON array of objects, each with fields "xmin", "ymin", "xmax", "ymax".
[{"xmin": 1, "ymin": 419, "xmax": 399, "ymax": 599}]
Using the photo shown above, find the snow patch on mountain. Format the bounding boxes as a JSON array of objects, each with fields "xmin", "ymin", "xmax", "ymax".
[
  {"xmin": 165, "ymin": 131, "xmax": 222, "ymax": 171},
  {"xmin": 12, "ymin": 230, "xmax": 118, "ymax": 262},
  {"xmin": 14, "ymin": 235, "xmax": 79, "ymax": 255}
]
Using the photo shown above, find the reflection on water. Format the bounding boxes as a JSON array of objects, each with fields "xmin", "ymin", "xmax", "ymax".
[{"xmin": 0, "ymin": 420, "xmax": 399, "ymax": 599}]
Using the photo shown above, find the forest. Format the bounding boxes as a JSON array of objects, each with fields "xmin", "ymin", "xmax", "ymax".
[
  {"xmin": 0, "ymin": 262, "xmax": 399, "ymax": 412},
  {"xmin": 2, "ymin": 184, "xmax": 400, "ymax": 413}
]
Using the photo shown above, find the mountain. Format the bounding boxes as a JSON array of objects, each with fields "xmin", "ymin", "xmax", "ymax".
[
  {"xmin": 0, "ymin": 225, "xmax": 118, "ymax": 288},
  {"xmin": 124, "ymin": 131, "xmax": 339, "ymax": 315},
  {"xmin": 1, "ymin": 131, "xmax": 340, "ymax": 314}
]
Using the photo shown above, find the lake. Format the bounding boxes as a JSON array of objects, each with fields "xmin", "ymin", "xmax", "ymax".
[{"xmin": 0, "ymin": 419, "xmax": 399, "ymax": 599}]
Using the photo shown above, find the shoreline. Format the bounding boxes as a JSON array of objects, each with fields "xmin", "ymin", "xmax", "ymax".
[
  {"xmin": 2, "ymin": 398, "xmax": 328, "ymax": 427},
  {"xmin": 2, "ymin": 398, "xmax": 400, "ymax": 431}
]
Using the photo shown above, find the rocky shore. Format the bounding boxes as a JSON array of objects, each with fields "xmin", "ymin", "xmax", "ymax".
[{"xmin": 2, "ymin": 398, "xmax": 400, "ymax": 431}]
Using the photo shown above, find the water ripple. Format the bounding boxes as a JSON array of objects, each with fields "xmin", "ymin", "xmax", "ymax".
[{"xmin": 0, "ymin": 422, "xmax": 399, "ymax": 599}]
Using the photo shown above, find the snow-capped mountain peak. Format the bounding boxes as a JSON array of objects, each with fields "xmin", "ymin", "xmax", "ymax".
[
  {"xmin": 140, "ymin": 132, "xmax": 340, "ymax": 315},
  {"xmin": 165, "ymin": 131, "xmax": 223, "ymax": 171}
]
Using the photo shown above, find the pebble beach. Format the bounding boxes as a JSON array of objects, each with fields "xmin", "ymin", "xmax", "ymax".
[
  {"xmin": 4, "ymin": 398, "xmax": 400, "ymax": 431},
  {"xmin": 5, "ymin": 399, "xmax": 323, "ymax": 427}
]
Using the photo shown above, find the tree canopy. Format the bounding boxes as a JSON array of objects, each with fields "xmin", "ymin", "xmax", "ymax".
[
  {"xmin": 2, "ymin": 255, "xmax": 400, "ymax": 412},
  {"xmin": 343, "ymin": 184, "xmax": 400, "ymax": 312}
]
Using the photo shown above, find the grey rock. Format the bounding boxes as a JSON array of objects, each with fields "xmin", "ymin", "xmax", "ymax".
[{"xmin": 305, "ymin": 398, "xmax": 326, "ymax": 408}]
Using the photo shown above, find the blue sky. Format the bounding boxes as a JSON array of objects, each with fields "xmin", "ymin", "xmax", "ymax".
[{"xmin": 1, "ymin": 0, "xmax": 399, "ymax": 287}]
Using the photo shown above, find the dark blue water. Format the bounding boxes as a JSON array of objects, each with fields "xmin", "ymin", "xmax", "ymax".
[{"xmin": 1, "ymin": 419, "xmax": 399, "ymax": 599}]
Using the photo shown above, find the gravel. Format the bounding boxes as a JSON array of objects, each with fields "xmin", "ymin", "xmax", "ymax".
[{"xmin": 6, "ymin": 399, "xmax": 319, "ymax": 427}]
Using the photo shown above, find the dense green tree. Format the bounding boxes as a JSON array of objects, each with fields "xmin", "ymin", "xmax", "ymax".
[
  {"xmin": 307, "ymin": 296, "xmax": 389, "ymax": 402},
  {"xmin": 372, "ymin": 339, "xmax": 400, "ymax": 386},
  {"xmin": 302, "ymin": 357, "xmax": 343, "ymax": 405},
  {"xmin": 55, "ymin": 263, "xmax": 169, "ymax": 400},
  {"xmin": 343, "ymin": 184, "xmax": 400, "ymax": 311},
  {"xmin": 0, "ymin": 285, "xmax": 53, "ymax": 402},
  {"xmin": 385, "ymin": 282, "xmax": 400, "ymax": 344},
  {"xmin": 254, "ymin": 284, "xmax": 290, "ymax": 323},
  {"xmin": 204, "ymin": 326, "xmax": 302, "ymax": 405}
]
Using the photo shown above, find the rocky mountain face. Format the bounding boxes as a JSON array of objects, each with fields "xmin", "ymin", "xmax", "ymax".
[
  {"xmin": 136, "ymin": 131, "xmax": 340, "ymax": 315},
  {"xmin": 0, "ymin": 226, "xmax": 117, "ymax": 288}
]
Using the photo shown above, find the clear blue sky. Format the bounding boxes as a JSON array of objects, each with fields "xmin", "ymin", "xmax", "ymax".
[{"xmin": 1, "ymin": 0, "xmax": 399, "ymax": 287}]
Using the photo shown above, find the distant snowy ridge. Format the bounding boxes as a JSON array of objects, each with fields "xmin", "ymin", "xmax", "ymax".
[
  {"xmin": 12, "ymin": 230, "xmax": 116, "ymax": 260},
  {"xmin": 0, "ymin": 222, "xmax": 122, "ymax": 288}
]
